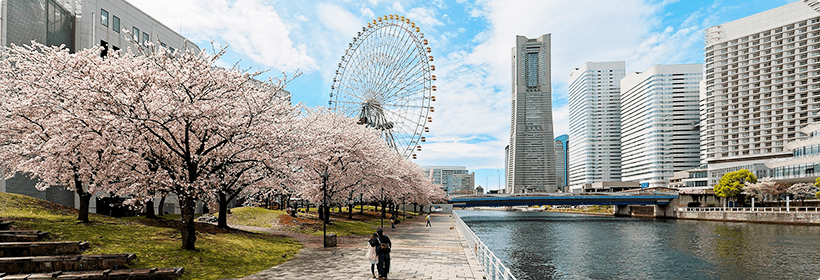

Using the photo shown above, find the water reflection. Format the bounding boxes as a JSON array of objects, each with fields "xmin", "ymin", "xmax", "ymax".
[{"xmin": 457, "ymin": 210, "xmax": 820, "ymax": 280}]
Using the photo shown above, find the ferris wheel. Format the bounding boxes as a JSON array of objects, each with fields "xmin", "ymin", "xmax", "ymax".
[{"xmin": 329, "ymin": 14, "xmax": 436, "ymax": 160}]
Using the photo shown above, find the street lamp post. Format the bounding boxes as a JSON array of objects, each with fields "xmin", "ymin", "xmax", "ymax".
[
  {"xmin": 380, "ymin": 186, "xmax": 384, "ymax": 229},
  {"xmin": 320, "ymin": 171, "xmax": 329, "ymax": 248}
]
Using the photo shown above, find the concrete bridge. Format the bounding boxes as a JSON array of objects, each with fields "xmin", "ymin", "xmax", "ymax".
[{"xmin": 449, "ymin": 189, "xmax": 680, "ymax": 217}]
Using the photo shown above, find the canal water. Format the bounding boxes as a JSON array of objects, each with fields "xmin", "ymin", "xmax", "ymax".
[{"xmin": 457, "ymin": 210, "xmax": 820, "ymax": 280}]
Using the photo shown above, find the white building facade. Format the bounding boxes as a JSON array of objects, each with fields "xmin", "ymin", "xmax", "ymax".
[
  {"xmin": 422, "ymin": 166, "xmax": 469, "ymax": 196},
  {"xmin": 506, "ymin": 34, "xmax": 557, "ymax": 194},
  {"xmin": 764, "ymin": 122, "xmax": 820, "ymax": 183},
  {"xmin": 567, "ymin": 61, "xmax": 626, "ymax": 193},
  {"xmin": 620, "ymin": 64, "xmax": 703, "ymax": 188},
  {"xmin": 702, "ymin": 0, "xmax": 820, "ymax": 185}
]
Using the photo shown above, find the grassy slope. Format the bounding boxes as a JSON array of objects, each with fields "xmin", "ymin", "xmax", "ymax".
[
  {"xmin": 0, "ymin": 193, "xmax": 302, "ymax": 280},
  {"xmin": 226, "ymin": 206, "xmax": 414, "ymax": 236}
]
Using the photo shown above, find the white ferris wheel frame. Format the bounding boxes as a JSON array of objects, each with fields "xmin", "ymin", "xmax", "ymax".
[{"xmin": 329, "ymin": 15, "xmax": 435, "ymax": 159}]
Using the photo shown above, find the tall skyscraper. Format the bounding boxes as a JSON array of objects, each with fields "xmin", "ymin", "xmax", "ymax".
[
  {"xmin": 506, "ymin": 34, "xmax": 557, "ymax": 194},
  {"xmin": 567, "ymin": 61, "xmax": 626, "ymax": 193},
  {"xmin": 554, "ymin": 134, "xmax": 569, "ymax": 191},
  {"xmin": 620, "ymin": 64, "xmax": 703, "ymax": 188},
  {"xmin": 702, "ymin": 1, "xmax": 820, "ymax": 185}
]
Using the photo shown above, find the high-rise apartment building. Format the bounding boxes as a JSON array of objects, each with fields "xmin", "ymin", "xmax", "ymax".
[
  {"xmin": 506, "ymin": 34, "xmax": 557, "ymax": 194},
  {"xmin": 702, "ymin": 0, "xmax": 820, "ymax": 185},
  {"xmin": 554, "ymin": 134, "xmax": 569, "ymax": 191},
  {"xmin": 567, "ymin": 61, "xmax": 626, "ymax": 193},
  {"xmin": 620, "ymin": 64, "xmax": 703, "ymax": 188}
]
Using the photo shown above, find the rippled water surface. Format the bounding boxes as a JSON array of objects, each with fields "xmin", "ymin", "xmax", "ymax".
[{"xmin": 457, "ymin": 210, "xmax": 820, "ymax": 280}]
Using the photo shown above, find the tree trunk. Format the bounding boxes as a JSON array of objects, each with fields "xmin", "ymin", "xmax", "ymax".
[
  {"xmin": 348, "ymin": 202, "xmax": 353, "ymax": 219},
  {"xmin": 359, "ymin": 194, "xmax": 364, "ymax": 214},
  {"xmin": 318, "ymin": 205, "xmax": 324, "ymax": 220},
  {"xmin": 201, "ymin": 202, "xmax": 209, "ymax": 214},
  {"xmin": 217, "ymin": 192, "xmax": 230, "ymax": 229},
  {"xmin": 338, "ymin": 205, "xmax": 342, "ymax": 213},
  {"xmin": 145, "ymin": 199, "xmax": 156, "ymax": 218},
  {"xmin": 324, "ymin": 205, "xmax": 331, "ymax": 224},
  {"xmin": 157, "ymin": 195, "xmax": 166, "ymax": 216},
  {"xmin": 381, "ymin": 202, "xmax": 386, "ymax": 218},
  {"xmin": 180, "ymin": 197, "xmax": 197, "ymax": 250},
  {"xmin": 74, "ymin": 176, "xmax": 91, "ymax": 223}
]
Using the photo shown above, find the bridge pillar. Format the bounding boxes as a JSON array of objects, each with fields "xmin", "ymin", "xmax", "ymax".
[
  {"xmin": 613, "ymin": 205, "xmax": 631, "ymax": 217},
  {"xmin": 653, "ymin": 199, "xmax": 678, "ymax": 218}
]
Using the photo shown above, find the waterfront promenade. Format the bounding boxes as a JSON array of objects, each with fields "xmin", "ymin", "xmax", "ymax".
[{"xmin": 238, "ymin": 213, "xmax": 486, "ymax": 280}]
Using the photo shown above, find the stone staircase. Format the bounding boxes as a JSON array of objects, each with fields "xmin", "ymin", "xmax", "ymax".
[{"xmin": 0, "ymin": 221, "xmax": 183, "ymax": 279}]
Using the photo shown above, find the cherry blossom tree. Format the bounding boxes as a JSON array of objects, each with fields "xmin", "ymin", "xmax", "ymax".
[
  {"xmin": 297, "ymin": 109, "xmax": 397, "ymax": 224},
  {"xmin": 81, "ymin": 44, "xmax": 298, "ymax": 250},
  {"xmin": 742, "ymin": 177, "xmax": 775, "ymax": 203},
  {"xmin": 0, "ymin": 43, "xmax": 134, "ymax": 222},
  {"xmin": 787, "ymin": 182, "xmax": 818, "ymax": 206}
]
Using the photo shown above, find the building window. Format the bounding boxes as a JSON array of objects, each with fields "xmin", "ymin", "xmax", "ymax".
[
  {"xmin": 526, "ymin": 53, "xmax": 539, "ymax": 87},
  {"xmin": 143, "ymin": 33, "xmax": 150, "ymax": 46},
  {"xmin": 100, "ymin": 9, "xmax": 109, "ymax": 26},
  {"xmin": 112, "ymin": 16, "xmax": 120, "ymax": 33},
  {"xmin": 132, "ymin": 27, "xmax": 139, "ymax": 41},
  {"xmin": 100, "ymin": 40, "xmax": 108, "ymax": 58}
]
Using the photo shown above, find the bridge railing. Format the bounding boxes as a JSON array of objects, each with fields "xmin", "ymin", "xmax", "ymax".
[
  {"xmin": 681, "ymin": 207, "xmax": 820, "ymax": 213},
  {"xmin": 452, "ymin": 211, "xmax": 517, "ymax": 280}
]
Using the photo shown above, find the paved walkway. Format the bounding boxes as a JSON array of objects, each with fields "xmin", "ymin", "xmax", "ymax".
[{"xmin": 239, "ymin": 213, "xmax": 485, "ymax": 280}]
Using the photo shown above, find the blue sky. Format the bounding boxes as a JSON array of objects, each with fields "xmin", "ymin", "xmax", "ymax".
[{"xmin": 131, "ymin": 0, "xmax": 795, "ymax": 190}]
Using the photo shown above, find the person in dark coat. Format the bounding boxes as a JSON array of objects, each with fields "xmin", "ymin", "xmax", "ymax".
[{"xmin": 375, "ymin": 228, "xmax": 392, "ymax": 279}]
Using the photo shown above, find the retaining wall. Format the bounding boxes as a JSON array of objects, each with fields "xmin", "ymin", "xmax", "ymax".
[{"xmin": 676, "ymin": 211, "xmax": 820, "ymax": 225}]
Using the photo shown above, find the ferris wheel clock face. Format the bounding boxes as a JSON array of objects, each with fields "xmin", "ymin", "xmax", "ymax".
[{"xmin": 329, "ymin": 14, "xmax": 436, "ymax": 160}]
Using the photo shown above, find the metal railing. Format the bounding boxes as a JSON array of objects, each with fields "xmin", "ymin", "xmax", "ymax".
[
  {"xmin": 452, "ymin": 211, "xmax": 516, "ymax": 280},
  {"xmin": 681, "ymin": 207, "xmax": 820, "ymax": 213}
]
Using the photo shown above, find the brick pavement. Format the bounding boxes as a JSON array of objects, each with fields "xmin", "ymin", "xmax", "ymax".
[{"xmin": 238, "ymin": 213, "xmax": 485, "ymax": 280}]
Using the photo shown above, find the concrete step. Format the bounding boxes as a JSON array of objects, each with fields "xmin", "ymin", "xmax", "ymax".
[
  {"xmin": 0, "ymin": 267, "xmax": 184, "ymax": 280},
  {"xmin": 0, "ymin": 231, "xmax": 50, "ymax": 242},
  {"xmin": 0, "ymin": 222, "xmax": 11, "ymax": 230},
  {"xmin": 0, "ymin": 241, "xmax": 90, "ymax": 257},
  {"xmin": 0, "ymin": 253, "xmax": 136, "ymax": 274}
]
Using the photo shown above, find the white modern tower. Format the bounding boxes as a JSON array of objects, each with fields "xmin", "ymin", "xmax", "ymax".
[
  {"xmin": 620, "ymin": 64, "xmax": 703, "ymax": 188},
  {"xmin": 506, "ymin": 34, "xmax": 557, "ymax": 194},
  {"xmin": 568, "ymin": 61, "xmax": 626, "ymax": 193},
  {"xmin": 702, "ymin": 0, "xmax": 820, "ymax": 185}
]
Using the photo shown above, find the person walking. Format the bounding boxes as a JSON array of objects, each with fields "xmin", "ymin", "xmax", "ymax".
[
  {"xmin": 366, "ymin": 233, "xmax": 379, "ymax": 278},
  {"xmin": 375, "ymin": 228, "xmax": 392, "ymax": 280},
  {"xmin": 425, "ymin": 213, "xmax": 431, "ymax": 228},
  {"xmin": 390, "ymin": 216, "xmax": 396, "ymax": 231}
]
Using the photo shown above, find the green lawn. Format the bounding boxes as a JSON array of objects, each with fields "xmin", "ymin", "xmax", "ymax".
[
  {"xmin": 221, "ymin": 206, "xmax": 287, "ymax": 228},
  {"xmin": 224, "ymin": 205, "xmax": 414, "ymax": 236},
  {"xmin": 0, "ymin": 193, "xmax": 302, "ymax": 280}
]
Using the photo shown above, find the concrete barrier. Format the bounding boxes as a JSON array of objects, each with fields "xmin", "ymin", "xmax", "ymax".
[{"xmin": 676, "ymin": 211, "xmax": 820, "ymax": 225}]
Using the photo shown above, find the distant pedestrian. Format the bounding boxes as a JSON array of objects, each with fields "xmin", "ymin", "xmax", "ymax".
[
  {"xmin": 366, "ymin": 233, "xmax": 379, "ymax": 278},
  {"xmin": 375, "ymin": 228, "xmax": 392, "ymax": 280},
  {"xmin": 425, "ymin": 213, "xmax": 431, "ymax": 227},
  {"xmin": 390, "ymin": 216, "xmax": 396, "ymax": 231}
]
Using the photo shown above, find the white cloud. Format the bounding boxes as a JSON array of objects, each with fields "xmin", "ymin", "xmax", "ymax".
[
  {"xmin": 317, "ymin": 3, "xmax": 363, "ymax": 34},
  {"xmin": 128, "ymin": 0, "xmax": 316, "ymax": 72},
  {"xmin": 407, "ymin": 7, "xmax": 444, "ymax": 26},
  {"xmin": 415, "ymin": 0, "xmax": 709, "ymax": 170},
  {"xmin": 360, "ymin": 7, "xmax": 376, "ymax": 18}
]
